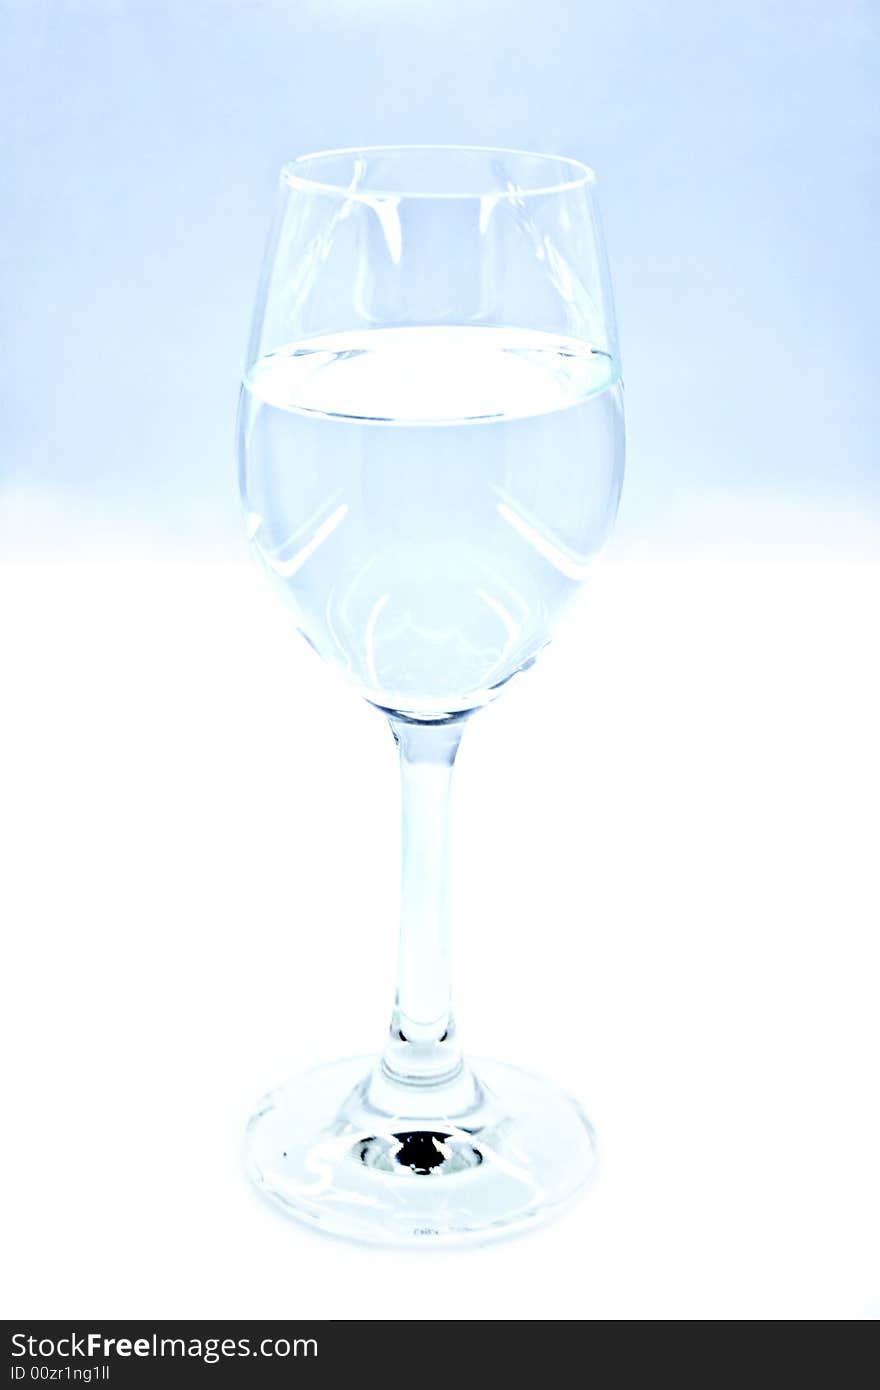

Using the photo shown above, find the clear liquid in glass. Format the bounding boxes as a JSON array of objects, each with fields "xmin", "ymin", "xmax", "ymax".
[{"xmin": 240, "ymin": 325, "xmax": 623, "ymax": 716}]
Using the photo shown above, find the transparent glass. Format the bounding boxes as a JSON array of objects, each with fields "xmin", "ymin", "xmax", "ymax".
[{"xmin": 239, "ymin": 146, "xmax": 624, "ymax": 1244}]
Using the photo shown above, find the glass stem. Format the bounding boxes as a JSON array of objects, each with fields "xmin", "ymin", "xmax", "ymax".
[{"xmin": 382, "ymin": 715, "xmax": 467, "ymax": 1086}]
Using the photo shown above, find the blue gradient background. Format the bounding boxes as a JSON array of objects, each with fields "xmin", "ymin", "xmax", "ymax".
[
  {"xmin": 2, "ymin": 0, "xmax": 877, "ymax": 557},
  {"xmin": 3, "ymin": 6, "xmax": 880, "ymax": 1316}
]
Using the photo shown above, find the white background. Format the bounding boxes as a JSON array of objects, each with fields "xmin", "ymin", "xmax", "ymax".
[
  {"xmin": 3, "ymin": 550, "xmax": 878, "ymax": 1320},
  {"xmin": 2, "ymin": 0, "xmax": 878, "ymax": 1323}
]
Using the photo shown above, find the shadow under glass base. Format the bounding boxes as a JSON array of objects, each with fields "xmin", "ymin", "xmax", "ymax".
[{"xmin": 244, "ymin": 1054, "xmax": 597, "ymax": 1245}]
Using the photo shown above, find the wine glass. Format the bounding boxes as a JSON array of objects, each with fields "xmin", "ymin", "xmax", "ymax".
[{"xmin": 239, "ymin": 146, "xmax": 624, "ymax": 1244}]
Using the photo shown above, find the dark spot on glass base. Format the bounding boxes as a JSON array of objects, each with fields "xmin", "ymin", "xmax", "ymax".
[
  {"xmin": 394, "ymin": 1132, "xmax": 451, "ymax": 1174},
  {"xmin": 356, "ymin": 1131, "xmax": 483, "ymax": 1174}
]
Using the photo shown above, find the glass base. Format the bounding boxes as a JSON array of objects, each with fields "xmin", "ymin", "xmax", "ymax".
[{"xmin": 244, "ymin": 1054, "xmax": 598, "ymax": 1245}]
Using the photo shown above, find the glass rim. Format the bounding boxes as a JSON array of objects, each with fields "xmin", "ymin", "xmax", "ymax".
[{"xmin": 281, "ymin": 144, "xmax": 597, "ymax": 201}]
